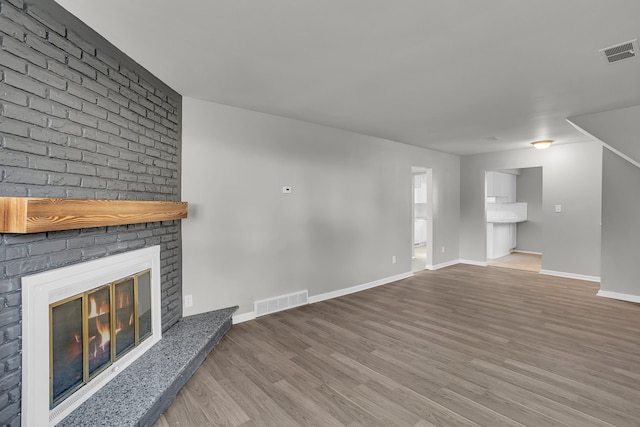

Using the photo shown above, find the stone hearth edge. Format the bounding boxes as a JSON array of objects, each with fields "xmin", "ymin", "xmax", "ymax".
[{"xmin": 57, "ymin": 306, "xmax": 238, "ymax": 427}]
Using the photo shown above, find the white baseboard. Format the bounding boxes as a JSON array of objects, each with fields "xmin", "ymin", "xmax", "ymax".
[
  {"xmin": 233, "ymin": 272, "xmax": 414, "ymax": 323},
  {"xmin": 232, "ymin": 311, "xmax": 256, "ymax": 324},
  {"xmin": 232, "ymin": 266, "xmax": 606, "ymax": 324},
  {"xmin": 513, "ymin": 250, "xmax": 542, "ymax": 255},
  {"xmin": 597, "ymin": 290, "xmax": 640, "ymax": 304},
  {"xmin": 539, "ymin": 269, "xmax": 600, "ymax": 283},
  {"xmin": 428, "ymin": 259, "xmax": 465, "ymax": 270},
  {"xmin": 308, "ymin": 271, "xmax": 413, "ymax": 304},
  {"xmin": 458, "ymin": 259, "xmax": 488, "ymax": 267}
]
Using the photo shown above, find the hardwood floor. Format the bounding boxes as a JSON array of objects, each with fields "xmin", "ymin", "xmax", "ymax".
[
  {"xmin": 155, "ymin": 265, "xmax": 640, "ymax": 426},
  {"xmin": 487, "ymin": 252, "xmax": 542, "ymax": 273}
]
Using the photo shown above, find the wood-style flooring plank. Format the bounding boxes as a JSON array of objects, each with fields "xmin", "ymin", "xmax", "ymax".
[{"xmin": 155, "ymin": 265, "xmax": 640, "ymax": 426}]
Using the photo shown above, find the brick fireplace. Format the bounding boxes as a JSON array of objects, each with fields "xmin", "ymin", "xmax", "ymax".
[{"xmin": 0, "ymin": 1, "xmax": 183, "ymax": 425}]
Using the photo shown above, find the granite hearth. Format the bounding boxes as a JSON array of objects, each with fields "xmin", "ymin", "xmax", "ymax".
[{"xmin": 57, "ymin": 306, "xmax": 237, "ymax": 427}]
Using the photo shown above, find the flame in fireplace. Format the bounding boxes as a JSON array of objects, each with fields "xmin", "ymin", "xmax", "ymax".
[
  {"xmin": 114, "ymin": 284, "xmax": 134, "ymax": 336},
  {"xmin": 88, "ymin": 295, "xmax": 109, "ymax": 318},
  {"xmin": 115, "ymin": 312, "xmax": 134, "ymax": 334},
  {"xmin": 116, "ymin": 288, "xmax": 131, "ymax": 309},
  {"xmin": 95, "ymin": 315, "xmax": 111, "ymax": 351}
]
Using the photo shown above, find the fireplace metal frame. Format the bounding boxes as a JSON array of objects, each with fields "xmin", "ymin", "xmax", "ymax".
[
  {"xmin": 22, "ymin": 246, "xmax": 162, "ymax": 427},
  {"xmin": 48, "ymin": 269, "xmax": 153, "ymax": 410}
]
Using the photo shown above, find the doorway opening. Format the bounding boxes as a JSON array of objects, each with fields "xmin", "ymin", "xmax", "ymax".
[
  {"xmin": 411, "ymin": 167, "xmax": 432, "ymax": 272},
  {"xmin": 485, "ymin": 167, "xmax": 542, "ymax": 273}
]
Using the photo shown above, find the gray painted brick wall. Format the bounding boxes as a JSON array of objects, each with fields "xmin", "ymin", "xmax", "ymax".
[{"xmin": 0, "ymin": 1, "xmax": 183, "ymax": 425}]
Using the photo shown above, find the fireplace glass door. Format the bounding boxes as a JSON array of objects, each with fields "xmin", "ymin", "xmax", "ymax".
[
  {"xmin": 49, "ymin": 270, "xmax": 152, "ymax": 408},
  {"xmin": 87, "ymin": 285, "xmax": 111, "ymax": 378},
  {"xmin": 137, "ymin": 271, "xmax": 152, "ymax": 342},
  {"xmin": 50, "ymin": 296, "xmax": 84, "ymax": 407},
  {"xmin": 114, "ymin": 277, "xmax": 135, "ymax": 357}
]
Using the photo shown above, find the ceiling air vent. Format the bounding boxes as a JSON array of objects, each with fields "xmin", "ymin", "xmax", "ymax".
[{"xmin": 599, "ymin": 39, "xmax": 638, "ymax": 64}]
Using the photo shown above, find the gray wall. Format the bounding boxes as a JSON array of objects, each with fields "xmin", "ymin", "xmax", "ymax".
[
  {"xmin": 570, "ymin": 105, "xmax": 640, "ymax": 297},
  {"xmin": 516, "ymin": 167, "xmax": 543, "ymax": 253},
  {"xmin": 0, "ymin": 1, "xmax": 182, "ymax": 425},
  {"xmin": 600, "ymin": 150, "xmax": 640, "ymax": 296},
  {"xmin": 460, "ymin": 142, "xmax": 602, "ymax": 277},
  {"xmin": 181, "ymin": 97, "xmax": 460, "ymax": 316}
]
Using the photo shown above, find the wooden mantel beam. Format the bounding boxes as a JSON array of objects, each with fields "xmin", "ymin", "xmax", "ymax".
[{"xmin": 0, "ymin": 198, "xmax": 188, "ymax": 233}]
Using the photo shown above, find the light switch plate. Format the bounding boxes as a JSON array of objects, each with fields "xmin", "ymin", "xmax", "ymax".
[{"xmin": 555, "ymin": 204, "xmax": 562, "ymax": 213}]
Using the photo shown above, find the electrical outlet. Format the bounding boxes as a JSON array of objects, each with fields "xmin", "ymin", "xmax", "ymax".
[
  {"xmin": 392, "ymin": 255, "xmax": 396, "ymax": 264},
  {"xmin": 282, "ymin": 186, "xmax": 292, "ymax": 194},
  {"xmin": 184, "ymin": 294, "xmax": 193, "ymax": 308},
  {"xmin": 441, "ymin": 246, "xmax": 445, "ymax": 253}
]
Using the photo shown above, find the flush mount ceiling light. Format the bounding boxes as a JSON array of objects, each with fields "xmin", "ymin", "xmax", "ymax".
[{"xmin": 531, "ymin": 139, "xmax": 554, "ymax": 150}]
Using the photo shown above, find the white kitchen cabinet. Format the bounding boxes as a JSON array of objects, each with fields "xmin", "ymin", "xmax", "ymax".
[
  {"xmin": 487, "ymin": 222, "xmax": 517, "ymax": 259},
  {"xmin": 486, "ymin": 171, "xmax": 516, "ymax": 202},
  {"xmin": 414, "ymin": 218, "xmax": 427, "ymax": 245}
]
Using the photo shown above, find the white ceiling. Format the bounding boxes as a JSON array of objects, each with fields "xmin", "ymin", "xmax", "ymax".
[{"xmin": 54, "ymin": 0, "xmax": 640, "ymax": 155}]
